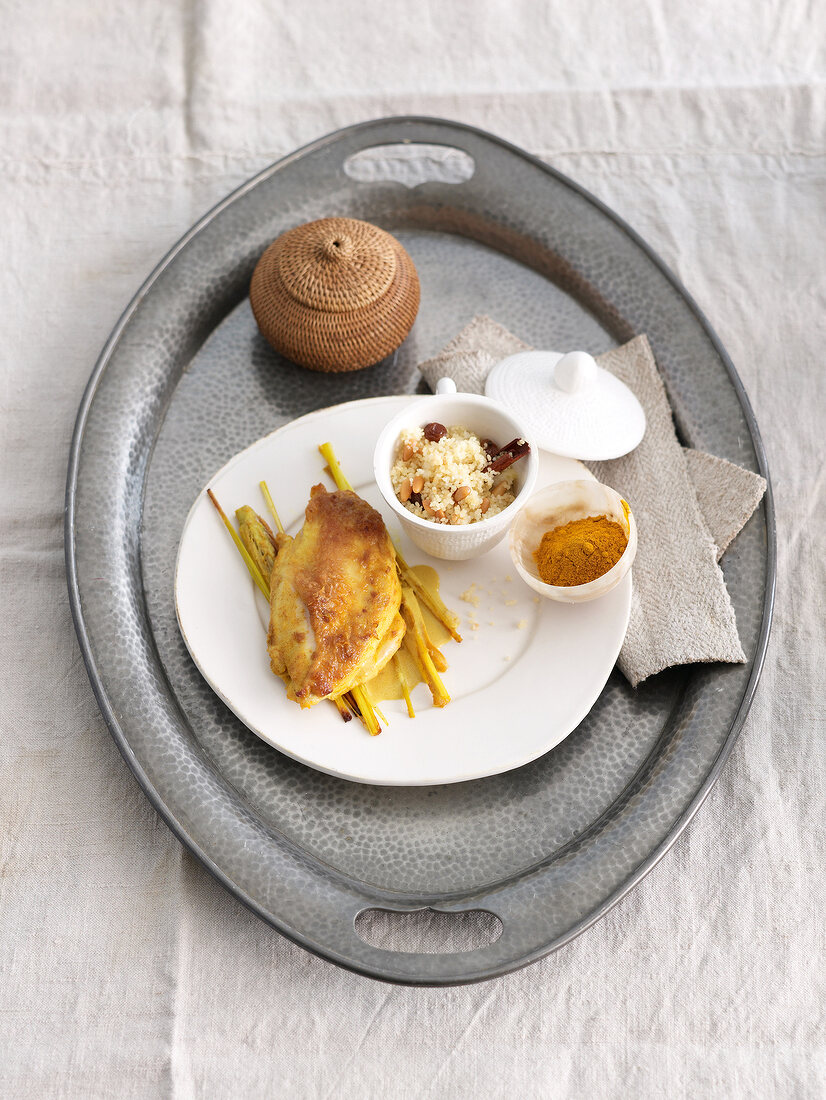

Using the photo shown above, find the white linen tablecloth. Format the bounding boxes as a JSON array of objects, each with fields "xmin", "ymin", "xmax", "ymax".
[{"xmin": 1, "ymin": 2, "xmax": 823, "ymax": 1096}]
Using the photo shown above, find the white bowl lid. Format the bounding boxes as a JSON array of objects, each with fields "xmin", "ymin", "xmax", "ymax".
[{"xmin": 485, "ymin": 349, "xmax": 646, "ymax": 460}]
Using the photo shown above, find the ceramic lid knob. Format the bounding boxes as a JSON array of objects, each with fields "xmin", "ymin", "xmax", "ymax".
[
  {"xmin": 435, "ymin": 377, "xmax": 457, "ymax": 395},
  {"xmin": 554, "ymin": 351, "xmax": 597, "ymax": 393}
]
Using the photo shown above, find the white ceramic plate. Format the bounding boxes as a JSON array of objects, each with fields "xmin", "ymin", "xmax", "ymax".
[{"xmin": 175, "ymin": 396, "xmax": 631, "ymax": 786}]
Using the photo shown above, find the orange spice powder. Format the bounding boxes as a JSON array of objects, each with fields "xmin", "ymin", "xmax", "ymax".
[{"xmin": 534, "ymin": 514, "xmax": 627, "ymax": 587}]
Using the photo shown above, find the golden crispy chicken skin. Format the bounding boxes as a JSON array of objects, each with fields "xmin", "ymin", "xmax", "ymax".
[{"xmin": 267, "ymin": 485, "xmax": 402, "ymax": 707}]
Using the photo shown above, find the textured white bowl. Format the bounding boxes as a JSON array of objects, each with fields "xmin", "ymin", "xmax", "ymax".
[
  {"xmin": 509, "ymin": 479, "xmax": 637, "ymax": 603},
  {"xmin": 373, "ymin": 380, "xmax": 539, "ymax": 560}
]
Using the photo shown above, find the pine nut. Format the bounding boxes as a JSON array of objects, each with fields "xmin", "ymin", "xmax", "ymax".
[
  {"xmin": 402, "ymin": 443, "xmax": 415, "ymax": 461},
  {"xmin": 452, "ymin": 485, "xmax": 471, "ymax": 502},
  {"xmin": 481, "ymin": 497, "xmax": 490, "ymax": 514},
  {"xmin": 399, "ymin": 478, "xmax": 412, "ymax": 502},
  {"xmin": 491, "ymin": 481, "xmax": 508, "ymax": 496},
  {"xmin": 411, "ymin": 475, "xmax": 424, "ymax": 493}
]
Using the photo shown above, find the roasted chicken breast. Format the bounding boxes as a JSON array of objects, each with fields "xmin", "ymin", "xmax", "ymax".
[{"xmin": 267, "ymin": 484, "xmax": 402, "ymax": 707}]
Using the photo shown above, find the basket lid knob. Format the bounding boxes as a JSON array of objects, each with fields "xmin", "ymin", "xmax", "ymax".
[{"xmin": 276, "ymin": 218, "xmax": 397, "ymax": 313}]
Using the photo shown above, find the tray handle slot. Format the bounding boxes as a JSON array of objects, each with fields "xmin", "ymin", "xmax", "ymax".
[
  {"xmin": 342, "ymin": 142, "xmax": 475, "ymax": 189},
  {"xmin": 354, "ymin": 906, "xmax": 502, "ymax": 955}
]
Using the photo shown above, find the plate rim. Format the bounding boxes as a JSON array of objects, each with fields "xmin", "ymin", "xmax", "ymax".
[
  {"xmin": 65, "ymin": 115, "xmax": 776, "ymax": 985},
  {"xmin": 173, "ymin": 393, "xmax": 631, "ymax": 786}
]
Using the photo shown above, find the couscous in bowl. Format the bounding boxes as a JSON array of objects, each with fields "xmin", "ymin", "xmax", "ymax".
[
  {"xmin": 373, "ymin": 379, "xmax": 539, "ymax": 561},
  {"xmin": 390, "ymin": 424, "xmax": 521, "ymax": 525}
]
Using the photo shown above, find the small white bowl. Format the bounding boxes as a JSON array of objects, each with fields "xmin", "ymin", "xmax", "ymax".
[
  {"xmin": 509, "ymin": 479, "xmax": 637, "ymax": 603},
  {"xmin": 373, "ymin": 379, "xmax": 539, "ymax": 560}
]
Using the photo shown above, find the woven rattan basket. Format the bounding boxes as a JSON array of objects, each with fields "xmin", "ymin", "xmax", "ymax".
[{"xmin": 250, "ymin": 217, "xmax": 420, "ymax": 372}]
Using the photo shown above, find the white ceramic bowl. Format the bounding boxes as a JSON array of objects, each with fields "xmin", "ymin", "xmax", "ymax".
[
  {"xmin": 509, "ymin": 479, "xmax": 637, "ymax": 603},
  {"xmin": 373, "ymin": 379, "xmax": 539, "ymax": 560}
]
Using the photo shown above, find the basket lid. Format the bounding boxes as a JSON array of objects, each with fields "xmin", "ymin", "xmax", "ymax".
[{"xmin": 275, "ymin": 218, "xmax": 398, "ymax": 313}]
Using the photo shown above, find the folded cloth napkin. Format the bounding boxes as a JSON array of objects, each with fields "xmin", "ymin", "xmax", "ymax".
[{"xmin": 419, "ymin": 316, "xmax": 767, "ymax": 687}]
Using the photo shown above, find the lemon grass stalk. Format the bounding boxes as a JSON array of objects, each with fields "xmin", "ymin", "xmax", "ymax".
[
  {"xmin": 235, "ymin": 506, "xmax": 278, "ymax": 581},
  {"xmin": 207, "ymin": 490, "xmax": 270, "ymax": 599},
  {"xmin": 394, "ymin": 654, "xmax": 415, "ymax": 719},
  {"xmin": 394, "ymin": 548, "xmax": 462, "ymax": 643},
  {"xmin": 259, "ymin": 480, "xmax": 285, "ymax": 535},
  {"xmin": 318, "ymin": 442, "xmax": 354, "ymax": 492},
  {"xmin": 350, "ymin": 683, "xmax": 382, "ymax": 736},
  {"xmin": 401, "ymin": 587, "xmax": 450, "ymax": 708},
  {"xmin": 332, "ymin": 696, "xmax": 352, "ymax": 723}
]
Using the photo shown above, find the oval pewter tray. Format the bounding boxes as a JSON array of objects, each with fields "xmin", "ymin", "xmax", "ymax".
[{"xmin": 66, "ymin": 117, "xmax": 775, "ymax": 985}]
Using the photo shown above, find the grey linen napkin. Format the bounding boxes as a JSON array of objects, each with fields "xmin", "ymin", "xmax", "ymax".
[{"xmin": 419, "ymin": 316, "xmax": 767, "ymax": 687}]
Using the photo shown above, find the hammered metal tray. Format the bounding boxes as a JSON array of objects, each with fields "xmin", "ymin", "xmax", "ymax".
[{"xmin": 66, "ymin": 117, "xmax": 775, "ymax": 985}]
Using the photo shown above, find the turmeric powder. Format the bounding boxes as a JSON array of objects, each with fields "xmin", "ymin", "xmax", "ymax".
[{"xmin": 534, "ymin": 514, "xmax": 627, "ymax": 586}]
